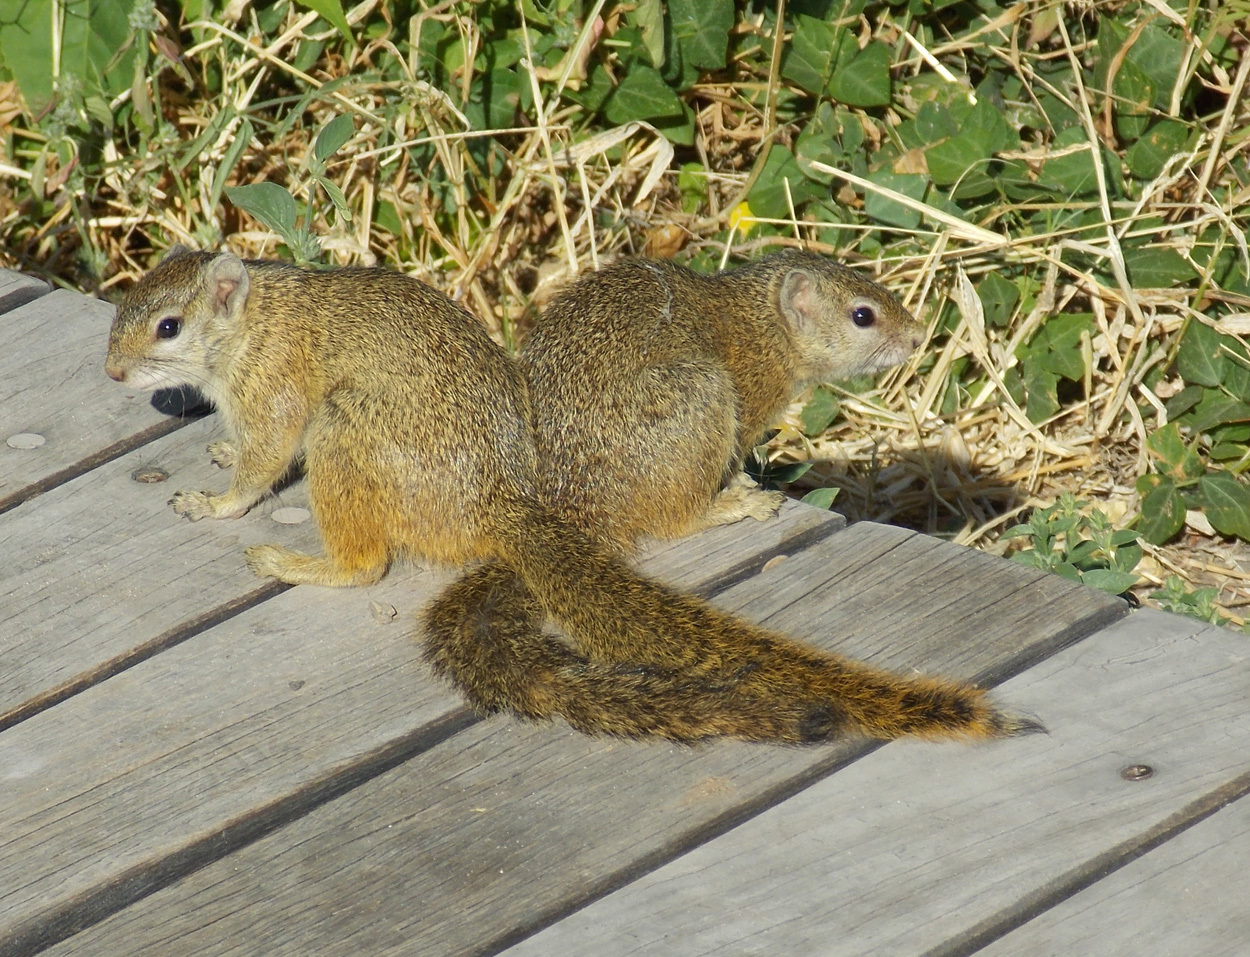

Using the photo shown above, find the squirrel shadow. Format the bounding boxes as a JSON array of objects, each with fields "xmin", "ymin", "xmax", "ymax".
[{"xmin": 755, "ymin": 440, "xmax": 1027, "ymax": 536}]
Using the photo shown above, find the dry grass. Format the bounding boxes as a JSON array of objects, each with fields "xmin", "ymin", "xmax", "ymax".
[{"xmin": 2, "ymin": 1, "xmax": 1248, "ymax": 623}]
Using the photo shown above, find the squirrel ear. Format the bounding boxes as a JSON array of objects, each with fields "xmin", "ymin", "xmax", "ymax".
[
  {"xmin": 779, "ymin": 267, "xmax": 819, "ymax": 332},
  {"xmin": 205, "ymin": 252, "xmax": 251, "ymax": 320}
]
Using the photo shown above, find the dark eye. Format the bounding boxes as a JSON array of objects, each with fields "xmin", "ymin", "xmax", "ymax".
[
  {"xmin": 851, "ymin": 304, "xmax": 877, "ymax": 328},
  {"xmin": 155, "ymin": 317, "xmax": 182, "ymax": 340}
]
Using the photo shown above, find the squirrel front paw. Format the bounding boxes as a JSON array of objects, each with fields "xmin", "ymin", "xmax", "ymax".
[{"xmin": 207, "ymin": 440, "xmax": 237, "ymax": 469}]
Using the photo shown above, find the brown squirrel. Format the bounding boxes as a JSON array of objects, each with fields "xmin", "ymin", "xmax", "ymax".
[{"xmin": 106, "ymin": 247, "xmax": 1039, "ymax": 742}]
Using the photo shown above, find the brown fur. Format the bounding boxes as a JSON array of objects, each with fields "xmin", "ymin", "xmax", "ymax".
[
  {"xmin": 107, "ymin": 249, "xmax": 1040, "ymax": 743},
  {"xmin": 422, "ymin": 251, "xmax": 1042, "ymax": 742}
]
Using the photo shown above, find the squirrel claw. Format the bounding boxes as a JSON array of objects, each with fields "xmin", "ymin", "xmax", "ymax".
[
  {"xmin": 169, "ymin": 489, "xmax": 213, "ymax": 521},
  {"xmin": 207, "ymin": 440, "xmax": 237, "ymax": 469}
]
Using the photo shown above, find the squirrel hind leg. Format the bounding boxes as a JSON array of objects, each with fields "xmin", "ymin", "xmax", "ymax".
[{"xmin": 244, "ymin": 542, "xmax": 387, "ymax": 587}]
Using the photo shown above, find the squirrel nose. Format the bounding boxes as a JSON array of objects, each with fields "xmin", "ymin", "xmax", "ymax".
[{"xmin": 105, "ymin": 361, "xmax": 125, "ymax": 382}]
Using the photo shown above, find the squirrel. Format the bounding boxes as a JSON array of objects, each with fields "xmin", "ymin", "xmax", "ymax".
[
  {"xmin": 107, "ymin": 247, "xmax": 1039, "ymax": 743},
  {"xmin": 420, "ymin": 249, "xmax": 1040, "ymax": 741}
]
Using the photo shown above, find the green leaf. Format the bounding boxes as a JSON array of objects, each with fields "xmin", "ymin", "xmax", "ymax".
[
  {"xmin": 747, "ymin": 146, "xmax": 826, "ymax": 219},
  {"xmin": 800, "ymin": 388, "xmax": 841, "ymax": 435},
  {"xmin": 603, "ymin": 65, "xmax": 685, "ymax": 124},
  {"xmin": 925, "ymin": 132, "xmax": 990, "ymax": 187},
  {"xmin": 1038, "ymin": 126, "xmax": 1102, "ymax": 197},
  {"xmin": 1183, "ymin": 391, "xmax": 1250, "ymax": 434},
  {"xmin": 801, "ymin": 486, "xmax": 840, "ymax": 510},
  {"xmin": 314, "ymin": 114, "xmax": 355, "ymax": 162},
  {"xmin": 678, "ymin": 162, "xmax": 708, "ymax": 213},
  {"xmin": 1050, "ymin": 561, "xmax": 1084, "ymax": 583},
  {"xmin": 1137, "ymin": 478, "xmax": 1186, "ymax": 544},
  {"xmin": 1109, "ymin": 55, "xmax": 1154, "ymax": 141},
  {"xmin": 1080, "ymin": 568, "xmax": 1140, "ymax": 595},
  {"xmin": 208, "ymin": 115, "xmax": 253, "ymax": 211},
  {"xmin": 225, "ymin": 182, "xmax": 299, "ymax": 240},
  {"xmin": 1026, "ymin": 312, "xmax": 1093, "ymax": 381},
  {"xmin": 977, "ymin": 272, "xmax": 1020, "ymax": 327},
  {"xmin": 1163, "ymin": 384, "xmax": 1204, "ymax": 419},
  {"xmin": 828, "ymin": 42, "xmax": 892, "ymax": 108},
  {"xmin": 0, "ymin": 0, "xmax": 56, "ymax": 112},
  {"xmin": 1124, "ymin": 119, "xmax": 1190, "ymax": 179},
  {"xmin": 1124, "ymin": 246, "xmax": 1197, "ymax": 288},
  {"xmin": 1021, "ymin": 360, "xmax": 1060, "ymax": 423},
  {"xmin": 1145, "ymin": 422, "xmax": 1205, "ymax": 481},
  {"xmin": 862, "ymin": 170, "xmax": 925, "ymax": 229},
  {"xmin": 781, "ymin": 15, "xmax": 839, "ymax": 96},
  {"xmin": 1208, "ymin": 443, "xmax": 1249, "ymax": 462},
  {"xmin": 317, "ymin": 176, "xmax": 352, "ymax": 222},
  {"xmin": 632, "ymin": 0, "xmax": 666, "ymax": 68},
  {"xmin": 294, "ymin": 0, "xmax": 354, "ymax": 45},
  {"xmin": 1199, "ymin": 471, "xmax": 1250, "ymax": 540},
  {"xmin": 1176, "ymin": 320, "xmax": 1229, "ymax": 388},
  {"xmin": 669, "ymin": 0, "xmax": 733, "ymax": 70},
  {"xmin": 768, "ymin": 461, "xmax": 813, "ymax": 484}
]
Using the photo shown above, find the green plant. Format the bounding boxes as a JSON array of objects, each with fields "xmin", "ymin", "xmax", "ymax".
[
  {"xmin": 1151, "ymin": 576, "xmax": 1244, "ymax": 632},
  {"xmin": 1003, "ymin": 494, "xmax": 1142, "ymax": 596},
  {"xmin": 223, "ymin": 114, "xmax": 356, "ymax": 264},
  {"xmin": 1136, "ymin": 321, "xmax": 1250, "ymax": 545}
]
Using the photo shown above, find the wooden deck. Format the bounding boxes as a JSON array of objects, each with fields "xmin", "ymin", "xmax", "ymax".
[{"xmin": 1, "ymin": 270, "xmax": 1246, "ymax": 957}]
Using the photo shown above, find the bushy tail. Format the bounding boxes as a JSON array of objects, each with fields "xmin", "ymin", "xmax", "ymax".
[
  {"xmin": 422, "ymin": 563, "xmax": 830, "ymax": 741},
  {"xmin": 421, "ymin": 503, "xmax": 1042, "ymax": 743}
]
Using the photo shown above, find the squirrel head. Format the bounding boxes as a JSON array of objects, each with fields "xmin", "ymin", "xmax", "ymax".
[
  {"xmin": 774, "ymin": 255, "xmax": 923, "ymax": 387},
  {"xmin": 104, "ymin": 248, "xmax": 251, "ymax": 391}
]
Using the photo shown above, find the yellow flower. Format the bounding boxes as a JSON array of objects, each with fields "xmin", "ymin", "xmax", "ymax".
[{"xmin": 729, "ymin": 200, "xmax": 756, "ymax": 236}]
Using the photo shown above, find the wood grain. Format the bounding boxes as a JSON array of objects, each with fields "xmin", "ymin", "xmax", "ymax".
[
  {"xmin": 0, "ymin": 495, "xmax": 841, "ymax": 956},
  {"xmin": 502, "ymin": 610, "xmax": 1249, "ymax": 957},
  {"xmin": 0, "ymin": 290, "xmax": 186, "ymax": 513},
  {"xmin": 0, "ymin": 269, "xmax": 49, "ymax": 314},
  {"xmin": 978, "ymin": 791, "xmax": 1250, "ymax": 957},
  {"xmin": 0, "ymin": 417, "xmax": 321, "ymax": 727},
  {"xmin": 36, "ymin": 524, "xmax": 1124, "ymax": 957}
]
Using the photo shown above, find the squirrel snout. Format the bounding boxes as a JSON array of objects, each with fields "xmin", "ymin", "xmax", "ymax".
[{"xmin": 104, "ymin": 360, "xmax": 126, "ymax": 382}]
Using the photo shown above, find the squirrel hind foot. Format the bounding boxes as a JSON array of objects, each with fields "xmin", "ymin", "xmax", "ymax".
[{"xmin": 243, "ymin": 543, "xmax": 387, "ymax": 587}]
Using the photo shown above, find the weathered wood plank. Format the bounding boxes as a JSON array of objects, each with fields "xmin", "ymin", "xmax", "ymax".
[
  {"xmin": 39, "ymin": 525, "xmax": 1125, "ymax": 957},
  {"xmin": 0, "ymin": 269, "xmax": 49, "ymax": 314},
  {"xmin": 979, "ymin": 792, "xmax": 1250, "ymax": 957},
  {"xmin": 0, "ymin": 495, "xmax": 840, "ymax": 956},
  {"xmin": 0, "ymin": 416, "xmax": 321, "ymax": 727},
  {"xmin": 0, "ymin": 290, "xmax": 188, "ymax": 513},
  {"xmin": 498, "ymin": 610, "xmax": 1250, "ymax": 957}
]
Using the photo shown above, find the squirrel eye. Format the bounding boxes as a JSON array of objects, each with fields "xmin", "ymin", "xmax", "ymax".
[
  {"xmin": 155, "ymin": 317, "xmax": 182, "ymax": 340},
  {"xmin": 851, "ymin": 304, "xmax": 877, "ymax": 328}
]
